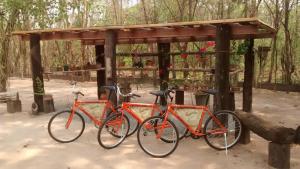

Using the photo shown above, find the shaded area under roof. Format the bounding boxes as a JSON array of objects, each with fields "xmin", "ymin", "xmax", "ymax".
[{"xmin": 12, "ymin": 18, "xmax": 275, "ymax": 45}]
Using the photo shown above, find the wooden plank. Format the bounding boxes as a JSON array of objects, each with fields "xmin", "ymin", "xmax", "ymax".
[
  {"xmin": 215, "ymin": 24, "xmax": 231, "ymax": 111},
  {"xmin": 240, "ymin": 38, "xmax": 254, "ymax": 144},
  {"xmin": 30, "ymin": 34, "xmax": 44, "ymax": 112},
  {"xmin": 95, "ymin": 45, "xmax": 105, "ymax": 99}
]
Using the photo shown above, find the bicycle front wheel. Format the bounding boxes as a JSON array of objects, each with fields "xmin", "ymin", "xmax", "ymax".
[
  {"xmin": 97, "ymin": 113, "xmax": 130, "ymax": 149},
  {"xmin": 137, "ymin": 116, "xmax": 179, "ymax": 158},
  {"xmin": 204, "ymin": 110, "xmax": 242, "ymax": 150},
  {"xmin": 48, "ymin": 110, "xmax": 85, "ymax": 143}
]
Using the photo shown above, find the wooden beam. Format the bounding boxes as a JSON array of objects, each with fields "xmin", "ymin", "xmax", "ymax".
[
  {"xmin": 230, "ymin": 24, "xmax": 258, "ymax": 34},
  {"xmin": 215, "ymin": 25, "xmax": 231, "ymax": 111},
  {"xmin": 30, "ymin": 34, "xmax": 44, "ymax": 112},
  {"xmin": 158, "ymin": 42, "xmax": 170, "ymax": 105},
  {"xmin": 240, "ymin": 38, "xmax": 255, "ymax": 144},
  {"xmin": 117, "ymin": 26, "xmax": 216, "ymax": 39},
  {"xmin": 95, "ymin": 45, "xmax": 105, "ymax": 99},
  {"xmin": 236, "ymin": 111, "xmax": 296, "ymax": 144},
  {"xmin": 82, "ymin": 36, "xmax": 216, "ymax": 45},
  {"xmin": 104, "ymin": 30, "xmax": 117, "ymax": 106}
]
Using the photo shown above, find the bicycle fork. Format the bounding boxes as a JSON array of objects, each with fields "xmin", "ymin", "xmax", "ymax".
[{"xmin": 65, "ymin": 109, "xmax": 75, "ymax": 129}]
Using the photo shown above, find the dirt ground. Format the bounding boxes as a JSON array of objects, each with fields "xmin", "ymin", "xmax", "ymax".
[{"xmin": 0, "ymin": 78, "xmax": 299, "ymax": 169}]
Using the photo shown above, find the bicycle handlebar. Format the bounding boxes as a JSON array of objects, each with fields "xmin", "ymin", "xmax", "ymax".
[{"xmin": 101, "ymin": 84, "xmax": 141, "ymax": 99}]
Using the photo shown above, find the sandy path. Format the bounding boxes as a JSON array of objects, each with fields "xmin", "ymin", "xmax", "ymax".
[{"xmin": 0, "ymin": 78, "xmax": 299, "ymax": 169}]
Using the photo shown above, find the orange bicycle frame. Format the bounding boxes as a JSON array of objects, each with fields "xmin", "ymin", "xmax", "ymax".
[
  {"xmin": 66, "ymin": 100, "xmax": 117, "ymax": 128},
  {"xmin": 119, "ymin": 102, "xmax": 164, "ymax": 124},
  {"xmin": 158, "ymin": 104, "xmax": 227, "ymax": 137}
]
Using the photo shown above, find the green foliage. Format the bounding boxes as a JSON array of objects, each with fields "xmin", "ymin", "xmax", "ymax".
[{"xmin": 123, "ymin": 56, "xmax": 133, "ymax": 67}]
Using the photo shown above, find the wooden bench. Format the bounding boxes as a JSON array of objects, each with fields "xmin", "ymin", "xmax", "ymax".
[
  {"xmin": 0, "ymin": 92, "xmax": 22, "ymax": 113},
  {"xmin": 236, "ymin": 111, "xmax": 300, "ymax": 169}
]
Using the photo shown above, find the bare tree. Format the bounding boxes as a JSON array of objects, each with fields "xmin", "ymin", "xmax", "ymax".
[{"xmin": 281, "ymin": 0, "xmax": 295, "ymax": 84}]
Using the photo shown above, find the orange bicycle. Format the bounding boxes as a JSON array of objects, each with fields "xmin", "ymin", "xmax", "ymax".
[
  {"xmin": 47, "ymin": 82, "xmax": 128, "ymax": 143},
  {"xmin": 137, "ymin": 89, "xmax": 242, "ymax": 158},
  {"xmin": 97, "ymin": 88, "xmax": 188, "ymax": 149}
]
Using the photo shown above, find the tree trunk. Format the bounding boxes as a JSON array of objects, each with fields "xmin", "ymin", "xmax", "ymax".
[
  {"xmin": 281, "ymin": 0, "xmax": 294, "ymax": 85},
  {"xmin": 0, "ymin": 10, "xmax": 18, "ymax": 92},
  {"xmin": 267, "ymin": 0, "xmax": 280, "ymax": 83}
]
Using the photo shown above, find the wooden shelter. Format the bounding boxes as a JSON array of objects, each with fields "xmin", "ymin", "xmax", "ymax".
[{"xmin": 12, "ymin": 18, "xmax": 275, "ymax": 143}]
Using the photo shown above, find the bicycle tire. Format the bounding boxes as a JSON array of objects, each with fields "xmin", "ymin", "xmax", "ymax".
[
  {"xmin": 203, "ymin": 110, "xmax": 242, "ymax": 150},
  {"xmin": 48, "ymin": 110, "xmax": 85, "ymax": 143},
  {"xmin": 137, "ymin": 116, "xmax": 179, "ymax": 158}
]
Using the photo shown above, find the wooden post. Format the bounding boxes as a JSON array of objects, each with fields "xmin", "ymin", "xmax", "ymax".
[
  {"xmin": 240, "ymin": 38, "xmax": 254, "ymax": 144},
  {"xmin": 215, "ymin": 25, "xmax": 231, "ymax": 111},
  {"xmin": 175, "ymin": 89, "xmax": 184, "ymax": 104},
  {"xmin": 43, "ymin": 94, "xmax": 55, "ymax": 113},
  {"xmin": 171, "ymin": 55, "xmax": 176, "ymax": 79},
  {"xmin": 104, "ymin": 30, "xmax": 117, "ymax": 106},
  {"xmin": 30, "ymin": 34, "xmax": 44, "ymax": 112},
  {"xmin": 268, "ymin": 142, "xmax": 290, "ymax": 169},
  {"xmin": 95, "ymin": 45, "xmax": 105, "ymax": 99},
  {"xmin": 158, "ymin": 43, "xmax": 170, "ymax": 105},
  {"xmin": 153, "ymin": 68, "xmax": 157, "ymax": 87}
]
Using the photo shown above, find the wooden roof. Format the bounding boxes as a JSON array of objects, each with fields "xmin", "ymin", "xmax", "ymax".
[{"xmin": 12, "ymin": 18, "xmax": 275, "ymax": 45}]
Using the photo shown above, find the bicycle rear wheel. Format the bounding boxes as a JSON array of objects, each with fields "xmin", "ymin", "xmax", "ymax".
[
  {"xmin": 97, "ymin": 113, "xmax": 130, "ymax": 149},
  {"xmin": 203, "ymin": 110, "xmax": 242, "ymax": 150},
  {"xmin": 137, "ymin": 116, "xmax": 179, "ymax": 158},
  {"xmin": 48, "ymin": 110, "xmax": 85, "ymax": 143}
]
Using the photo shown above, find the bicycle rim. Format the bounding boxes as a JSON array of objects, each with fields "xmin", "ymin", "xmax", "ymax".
[
  {"xmin": 204, "ymin": 111, "xmax": 242, "ymax": 150},
  {"xmin": 48, "ymin": 110, "xmax": 85, "ymax": 143}
]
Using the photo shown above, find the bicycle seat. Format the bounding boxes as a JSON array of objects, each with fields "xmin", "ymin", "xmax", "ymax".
[
  {"xmin": 72, "ymin": 91, "xmax": 84, "ymax": 96},
  {"xmin": 201, "ymin": 89, "xmax": 218, "ymax": 95},
  {"xmin": 150, "ymin": 91, "xmax": 165, "ymax": 97},
  {"xmin": 127, "ymin": 93, "xmax": 141, "ymax": 98},
  {"xmin": 101, "ymin": 86, "xmax": 116, "ymax": 91}
]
